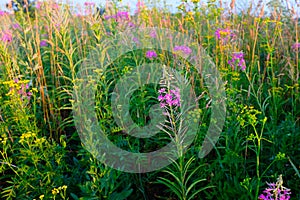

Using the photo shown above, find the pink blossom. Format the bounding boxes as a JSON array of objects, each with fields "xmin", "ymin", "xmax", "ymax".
[
  {"xmin": 149, "ymin": 30, "xmax": 157, "ymax": 38},
  {"xmin": 146, "ymin": 50, "xmax": 157, "ymax": 59},
  {"xmin": 158, "ymin": 88, "xmax": 166, "ymax": 93},
  {"xmin": 0, "ymin": 10, "xmax": 7, "ymax": 17},
  {"xmin": 132, "ymin": 37, "xmax": 140, "ymax": 44},
  {"xmin": 36, "ymin": 2, "xmax": 42, "ymax": 9},
  {"xmin": 228, "ymin": 52, "xmax": 246, "ymax": 71},
  {"xmin": 174, "ymin": 45, "xmax": 192, "ymax": 55},
  {"xmin": 1, "ymin": 30, "xmax": 13, "ymax": 43},
  {"xmin": 158, "ymin": 95, "xmax": 164, "ymax": 101},
  {"xmin": 40, "ymin": 40, "xmax": 47, "ymax": 47},
  {"xmin": 12, "ymin": 23, "xmax": 21, "ymax": 30},
  {"xmin": 52, "ymin": 3, "xmax": 59, "ymax": 10},
  {"xmin": 292, "ymin": 43, "xmax": 300, "ymax": 51},
  {"xmin": 128, "ymin": 22, "xmax": 135, "ymax": 28},
  {"xmin": 135, "ymin": 0, "xmax": 145, "ymax": 14},
  {"xmin": 84, "ymin": 2, "xmax": 95, "ymax": 6},
  {"xmin": 259, "ymin": 181, "xmax": 291, "ymax": 200},
  {"xmin": 116, "ymin": 11, "xmax": 130, "ymax": 20},
  {"xmin": 158, "ymin": 87, "xmax": 181, "ymax": 108}
]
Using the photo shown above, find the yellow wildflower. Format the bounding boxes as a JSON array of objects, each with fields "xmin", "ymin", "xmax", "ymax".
[
  {"xmin": 62, "ymin": 185, "xmax": 67, "ymax": 190},
  {"xmin": 19, "ymin": 132, "xmax": 36, "ymax": 143},
  {"xmin": 185, "ymin": 12, "xmax": 194, "ymax": 22},
  {"xmin": 52, "ymin": 188, "xmax": 59, "ymax": 195}
]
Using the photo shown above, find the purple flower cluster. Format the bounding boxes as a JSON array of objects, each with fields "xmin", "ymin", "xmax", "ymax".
[
  {"xmin": 36, "ymin": 1, "xmax": 42, "ymax": 9},
  {"xmin": 135, "ymin": 0, "xmax": 145, "ymax": 14},
  {"xmin": 117, "ymin": 11, "xmax": 130, "ymax": 20},
  {"xmin": 104, "ymin": 15, "xmax": 113, "ymax": 20},
  {"xmin": 259, "ymin": 182, "xmax": 291, "ymax": 200},
  {"xmin": 146, "ymin": 50, "xmax": 157, "ymax": 59},
  {"xmin": 12, "ymin": 23, "xmax": 21, "ymax": 30},
  {"xmin": 40, "ymin": 40, "xmax": 48, "ymax": 47},
  {"xmin": 149, "ymin": 30, "xmax": 157, "ymax": 38},
  {"xmin": 105, "ymin": 11, "xmax": 130, "ymax": 21},
  {"xmin": 158, "ymin": 87, "xmax": 181, "ymax": 108},
  {"xmin": 13, "ymin": 79, "xmax": 33, "ymax": 101},
  {"xmin": 228, "ymin": 52, "xmax": 246, "ymax": 71},
  {"xmin": 0, "ymin": 10, "xmax": 7, "ymax": 16},
  {"xmin": 132, "ymin": 37, "xmax": 140, "ymax": 44},
  {"xmin": 128, "ymin": 22, "xmax": 135, "ymax": 28},
  {"xmin": 292, "ymin": 43, "xmax": 300, "ymax": 51},
  {"xmin": 1, "ymin": 30, "xmax": 13, "ymax": 43},
  {"xmin": 84, "ymin": 2, "xmax": 95, "ymax": 6},
  {"xmin": 52, "ymin": 3, "xmax": 59, "ymax": 10},
  {"xmin": 215, "ymin": 28, "xmax": 235, "ymax": 41},
  {"xmin": 174, "ymin": 45, "xmax": 192, "ymax": 55}
]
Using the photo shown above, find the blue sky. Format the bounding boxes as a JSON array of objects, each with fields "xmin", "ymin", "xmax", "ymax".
[
  {"xmin": 0, "ymin": 0, "xmax": 196, "ymax": 14},
  {"xmin": 0, "ymin": 0, "xmax": 181, "ymax": 7},
  {"xmin": 0, "ymin": 0, "xmax": 182, "ymax": 11},
  {"xmin": 0, "ymin": 0, "xmax": 299, "ymax": 15}
]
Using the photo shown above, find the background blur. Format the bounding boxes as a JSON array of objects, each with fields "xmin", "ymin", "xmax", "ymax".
[{"xmin": 1, "ymin": 0, "xmax": 299, "ymax": 15}]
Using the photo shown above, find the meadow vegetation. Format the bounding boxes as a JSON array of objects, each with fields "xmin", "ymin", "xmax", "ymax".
[{"xmin": 0, "ymin": 0, "xmax": 299, "ymax": 199}]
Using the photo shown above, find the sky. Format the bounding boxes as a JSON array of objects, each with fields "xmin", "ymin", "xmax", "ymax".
[
  {"xmin": 0, "ymin": 0, "xmax": 193, "ymax": 14},
  {"xmin": 0, "ymin": 0, "xmax": 244, "ymax": 11},
  {"xmin": 0, "ymin": 0, "xmax": 182, "ymax": 11},
  {"xmin": 0, "ymin": 0, "xmax": 299, "ymax": 15}
]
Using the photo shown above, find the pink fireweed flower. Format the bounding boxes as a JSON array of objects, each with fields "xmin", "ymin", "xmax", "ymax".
[
  {"xmin": 215, "ymin": 28, "xmax": 229, "ymax": 39},
  {"xmin": 116, "ymin": 11, "xmax": 130, "ymax": 20},
  {"xmin": 292, "ymin": 43, "xmax": 300, "ymax": 51},
  {"xmin": 36, "ymin": 1, "xmax": 42, "ymax": 9},
  {"xmin": 174, "ymin": 45, "xmax": 192, "ymax": 55},
  {"xmin": 44, "ymin": 25, "xmax": 49, "ymax": 31},
  {"xmin": 164, "ymin": 93, "xmax": 173, "ymax": 105},
  {"xmin": 172, "ymin": 98, "xmax": 180, "ymax": 106},
  {"xmin": 12, "ymin": 23, "xmax": 21, "ymax": 30},
  {"xmin": 146, "ymin": 50, "xmax": 157, "ymax": 59},
  {"xmin": 135, "ymin": 0, "xmax": 145, "ymax": 14},
  {"xmin": 84, "ymin": 2, "xmax": 95, "ymax": 6},
  {"xmin": 128, "ymin": 22, "xmax": 135, "ymax": 28},
  {"xmin": 171, "ymin": 88, "xmax": 180, "ymax": 99},
  {"xmin": 215, "ymin": 28, "xmax": 235, "ymax": 42},
  {"xmin": 54, "ymin": 23, "xmax": 61, "ymax": 31},
  {"xmin": 149, "ymin": 30, "xmax": 157, "ymax": 38},
  {"xmin": 17, "ymin": 83, "xmax": 32, "ymax": 101},
  {"xmin": 228, "ymin": 52, "xmax": 246, "ymax": 71},
  {"xmin": 1, "ymin": 30, "xmax": 13, "ymax": 43},
  {"xmin": 158, "ymin": 87, "xmax": 181, "ymax": 108},
  {"xmin": 104, "ymin": 15, "xmax": 114, "ymax": 20},
  {"xmin": 105, "ymin": 11, "xmax": 129, "ymax": 21},
  {"xmin": 258, "ymin": 181, "xmax": 291, "ymax": 200},
  {"xmin": 158, "ymin": 94, "xmax": 164, "ymax": 101},
  {"xmin": 132, "ymin": 37, "xmax": 140, "ymax": 44},
  {"xmin": 40, "ymin": 40, "xmax": 47, "ymax": 47},
  {"xmin": 52, "ymin": 3, "xmax": 59, "ymax": 10},
  {"xmin": 0, "ymin": 10, "xmax": 7, "ymax": 16},
  {"xmin": 84, "ymin": 2, "xmax": 95, "ymax": 15},
  {"xmin": 158, "ymin": 88, "xmax": 166, "ymax": 93}
]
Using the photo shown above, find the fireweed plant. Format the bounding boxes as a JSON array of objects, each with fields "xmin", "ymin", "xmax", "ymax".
[
  {"xmin": 258, "ymin": 175, "xmax": 291, "ymax": 200},
  {"xmin": 0, "ymin": 0, "xmax": 299, "ymax": 199}
]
